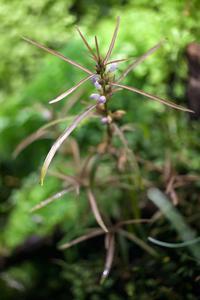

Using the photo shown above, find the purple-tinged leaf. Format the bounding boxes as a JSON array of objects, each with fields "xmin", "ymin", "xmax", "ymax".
[
  {"xmin": 40, "ymin": 104, "xmax": 96, "ymax": 185},
  {"xmin": 117, "ymin": 40, "xmax": 164, "ymax": 82},
  {"xmin": 49, "ymin": 74, "xmax": 94, "ymax": 104},
  {"xmin": 112, "ymin": 83, "xmax": 194, "ymax": 112},
  {"xmin": 30, "ymin": 187, "xmax": 74, "ymax": 212},
  {"xmin": 101, "ymin": 234, "xmax": 115, "ymax": 283},
  {"xmin": 22, "ymin": 36, "xmax": 93, "ymax": 75},
  {"xmin": 103, "ymin": 16, "xmax": 120, "ymax": 64},
  {"xmin": 59, "ymin": 228, "xmax": 104, "ymax": 250},
  {"xmin": 76, "ymin": 27, "xmax": 98, "ymax": 61},
  {"xmin": 87, "ymin": 188, "xmax": 108, "ymax": 233}
]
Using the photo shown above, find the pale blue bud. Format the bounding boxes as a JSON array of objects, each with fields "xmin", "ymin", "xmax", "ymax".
[
  {"xmin": 99, "ymin": 96, "xmax": 106, "ymax": 104},
  {"xmin": 94, "ymin": 81, "xmax": 101, "ymax": 89},
  {"xmin": 91, "ymin": 75, "xmax": 100, "ymax": 83},
  {"xmin": 90, "ymin": 93, "xmax": 100, "ymax": 101},
  {"xmin": 101, "ymin": 115, "xmax": 112, "ymax": 124},
  {"xmin": 107, "ymin": 63, "xmax": 118, "ymax": 72},
  {"xmin": 101, "ymin": 117, "xmax": 108, "ymax": 124}
]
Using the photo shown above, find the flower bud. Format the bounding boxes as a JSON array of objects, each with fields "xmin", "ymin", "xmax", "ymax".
[
  {"xmin": 99, "ymin": 95, "xmax": 106, "ymax": 104},
  {"xmin": 112, "ymin": 110, "xmax": 126, "ymax": 120},
  {"xmin": 91, "ymin": 74, "xmax": 99, "ymax": 83},
  {"xmin": 94, "ymin": 81, "xmax": 102, "ymax": 89},
  {"xmin": 107, "ymin": 63, "xmax": 118, "ymax": 72},
  {"xmin": 90, "ymin": 93, "xmax": 100, "ymax": 101},
  {"xmin": 101, "ymin": 115, "xmax": 112, "ymax": 124}
]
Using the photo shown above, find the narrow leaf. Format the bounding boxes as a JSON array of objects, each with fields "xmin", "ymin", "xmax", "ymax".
[
  {"xmin": 48, "ymin": 170, "xmax": 79, "ymax": 186},
  {"xmin": 95, "ymin": 36, "xmax": 101, "ymax": 61},
  {"xmin": 104, "ymin": 16, "xmax": 120, "ymax": 64},
  {"xmin": 13, "ymin": 116, "xmax": 73, "ymax": 158},
  {"xmin": 118, "ymin": 41, "xmax": 164, "ymax": 82},
  {"xmin": 59, "ymin": 228, "xmax": 104, "ymax": 250},
  {"xmin": 101, "ymin": 234, "xmax": 115, "ymax": 283},
  {"xmin": 117, "ymin": 218, "xmax": 151, "ymax": 227},
  {"xmin": 148, "ymin": 188, "xmax": 200, "ymax": 260},
  {"xmin": 41, "ymin": 104, "xmax": 96, "ymax": 185},
  {"xmin": 148, "ymin": 236, "xmax": 200, "ymax": 248},
  {"xmin": 119, "ymin": 229, "xmax": 158, "ymax": 257},
  {"xmin": 112, "ymin": 83, "xmax": 194, "ymax": 112},
  {"xmin": 49, "ymin": 74, "xmax": 93, "ymax": 104},
  {"xmin": 22, "ymin": 36, "xmax": 93, "ymax": 75},
  {"xmin": 76, "ymin": 27, "xmax": 97, "ymax": 60},
  {"xmin": 13, "ymin": 130, "xmax": 47, "ymax": 158},
  {"xmin": 30, "ymin": 187, "xmax": 74, "ymax": 212},
  {"xmin": 87, "ymin": 188, "xmax": 108, "ymax": 233},
  {"xmin": 106, "ymin": 57, "xmax": 134, "ymax": 65}
]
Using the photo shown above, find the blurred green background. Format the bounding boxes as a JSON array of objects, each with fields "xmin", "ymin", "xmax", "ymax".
[{"xmin": 0, "ymin": 0, "xmax": 200, "ymax": 299}]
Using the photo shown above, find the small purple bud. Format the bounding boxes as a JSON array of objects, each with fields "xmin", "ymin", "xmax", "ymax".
[
  {"xmin": 107, "ymin": 63, "xmax": 118, "ymax": 72},
  {"xmin": 101, "ymin": 115, "xmax": 112, "ymax": 124},
  {"xmin": 99, "ymin": 95, "xmax": 106, "ymax": 104},
  {"xmin": 90, "ymin": 93, "xmax": 100, "ymax": 101},
  {"xmin": 94, "ymin": 81, "xmax": 101, "ymax": 89},
  {"xmin": 101, "ymin": 117, "xmax": 108, "ymax": 124},
  {"xmin": 91, "ymin": 75, "xmax": 99, "ymax": 83}
]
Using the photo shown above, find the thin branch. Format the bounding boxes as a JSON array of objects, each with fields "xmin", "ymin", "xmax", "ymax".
[
  {"xmin": 76, "ymin": 27, "xmax": 98, "ymax": 61},
  {"xmin": 22, "ymin": 36, "xmax": 93, "ymax": 75},
  {"xmin": 59, "ymin": 228, "xmax": 104, "ymax": 250},
  {"xmin": 117, "ymin": 40, "xmax": 164, "ymax": 82},
  {"xmin": 103, "ymin": 16, "xmax": 120, "ymax": 64},
  {"xmin": 87, "ymin": 188, "xmax": 108, "ymax": 233},
  {"xmin": 112, "ymin": 83, "xmax": 194, "ymax": 113},
  {"xmin": 40, "ymin": 104, "xmax": 96, "ymax": 185},
  {"xmin": 49, "ymin": 74, "xmax": 93, "ymax": 104}
]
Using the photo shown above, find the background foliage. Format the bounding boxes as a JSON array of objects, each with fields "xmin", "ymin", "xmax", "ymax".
[{"xmin": 0, "ymin": 0, "xmax": 199, "ymax": 299}]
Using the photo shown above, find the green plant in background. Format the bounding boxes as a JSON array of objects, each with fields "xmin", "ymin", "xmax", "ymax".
[{"xmin": 13, "ymin": 17, "xmax": 197, "ymax": 282}]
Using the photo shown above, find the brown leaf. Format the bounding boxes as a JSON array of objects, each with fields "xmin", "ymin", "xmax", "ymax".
[
  {"xmin": 40, "ymin": 104, "xmax": 96, "ymax": 185},
  {"xmin": 76, "ymin": 27, "xmax": 98, "ymax": 60},
  {"xmin": 101, "ymin": 233, "xmax": 115, "ymax": 283},
  {"xmin": 117, "ymin": 40, "xmax": 164, "ymax": 82},
  {"xmin": 87, "ymin": 188, "xmax": 108, "ymax": 233},
  {"xmin": 49, "ymin": 74, "xmax": 94, "ymax": 104},
  {"xmin": 59, "ymin": 228, "xmax": 104, "ymax": 250},
  {"xmin": 22, "ymin": 36, "xmax": 93, "ymax": 75},
  {"xmin": 103, "ymin": 16, "xmax": 120, "ymax": 64},
  {"xmin": 119, "ymin": 229, "xmax": 158, "ymax": 257},
  {"xmin": 112, "ymin": 83, "xmax": 194, "ymax": 112},
  {"xmin": 95, "ymin": 36, "xmax": 101, "ymax": 61}
]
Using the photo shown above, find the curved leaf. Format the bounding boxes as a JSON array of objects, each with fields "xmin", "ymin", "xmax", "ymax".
[
  {"xmin": 41, "ymin": 104, "xmax": 96, "ymax": 185},
  {"xmin": 112, "ymin": 83, "xmax": 194, "ymax": 112}
]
